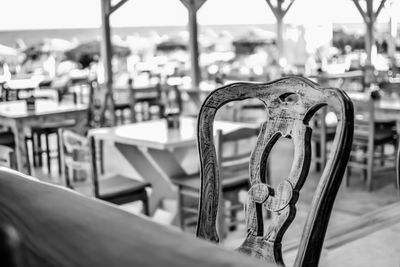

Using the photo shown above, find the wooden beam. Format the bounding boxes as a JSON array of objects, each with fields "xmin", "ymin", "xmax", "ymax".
[
  {"xmin": 110, "ymin": 0, "xmax": 130, "ymax": 15},
  {"xmin": 180, "ymin": 0, "xmax": 206, "ymax": 89},
  {"xmin": 100, "ymin": 0, "xmax": 116, "ymax": 125},
  {"xmin": 352, "ymin": 0, "xmax": 369, "ymax": 24},
  {"xmin": 265, "ymin": 0, "xmax": 295, "ymax": 60},
  {"xmin": 180, "ymin": 0, "xmax": 206, "ymax": 12},
  {"xmin": 282, "ymin": 0, "xmax": 295, "ymax": 17},
  {"xmin": 374, "ymin": 0, "xmax": 387, "ymax": 20}
]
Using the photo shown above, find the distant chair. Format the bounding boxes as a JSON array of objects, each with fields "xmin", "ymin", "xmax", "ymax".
[
  {"xmin": 128, "ymin": 78, "xmax": 163, "ymax": 123},
  {"xmin": 173, "ymin": 127, "xmax": 259, "ymax": 237},
  {"xmin": 59, "ymin": 129, "xmax": 151, "ymax": 214},
  {"xmin": 311, "ymin": 107, "xmax": 337, "ymax": 172},
  {"xmin": 0, "ymin": 145, "xmax": 16, "ymax": 169},
  {"xmin": 345, "ymin": 97, "xmax": 398, "ymax": 191},
  {"xmin": 195, "ymin": 77, "xmax": 353, "ymax": 267}
]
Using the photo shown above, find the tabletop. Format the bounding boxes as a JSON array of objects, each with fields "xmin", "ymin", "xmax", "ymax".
[
  {"xmin": 347, "ymin": 91, "xmax": 400, "ymax": 112},
  {"xmin": 89, "ymin": 117, "xmax": 258, "ymax": 150},
  {"xmin": 0, "ymin": 99, "xmax": 87, "ymax": 119},
  {"xmin": 0, "ymin": 168, "xmax": 267, "ymax": 267},
  {"xmin": 5, "ymin": 79, "xmax": 40, "ymax": 90}
]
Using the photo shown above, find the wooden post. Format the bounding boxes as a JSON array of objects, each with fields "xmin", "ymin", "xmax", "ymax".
[
  {"xmin": 100, "ymin": 0, "xmax": 130, "ymax": 126},
  {"xmin": 388, "ymin": 1, "xmax": 397, "ymax": 59},
  {"xmin": 265, "ymin": 0, "xmax": 295, "ymax": 61},
  {"xmin": 352, "ymin": 0, "xmax": 387, "ymax": 66},
  {"xmin": 180, "ymin": 0, "xmax": 207, "ymax": 89}
]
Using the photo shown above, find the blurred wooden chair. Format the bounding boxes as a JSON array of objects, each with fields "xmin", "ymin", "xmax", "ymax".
[
  {"xmin": 195, "ymin": 77, "xmax": 353, "ymax": 267},
  {"xmin": 345, "ymin": 98, "xmax": 398, "ymax": 191},
  {"xmin": 172, "ymin": 127, "xmax": 259, "ymax": 236},
  {"xmin": 128, "ymin": 78, "xmax": 163, "ymax": 123},
  {"xmin": 0, "ymin": 145, "xmax": 16, "ymax": 169},
  {"xmin": 59, "ymin": 129, "xmax": 151, "ymax": 214},
  {"xmin": 311, "ymin": 107, "xmax": 337, "ymax": 172}
]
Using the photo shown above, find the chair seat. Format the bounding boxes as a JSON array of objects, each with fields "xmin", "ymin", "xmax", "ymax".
[
  {"xmin": 31, "ymin": 120, "xmax": 76, "ymax": 132},
  {"xmin": 354, "ymin": 128, "xmax": 397, "ymax": 144},
  {"xmin": 173, "ymin": 169, "xmax": 249, "ymax": 193},
  {"xmin": 74, "ymin": 174, "xmax": 150, "ymax": 200},
  {"xmin": 312, "ymin": 126, "xmax": 336, "ymax": 141},
  {"xmin": 0, "ymin": 131, "xmax": 15, "ymax": 147}
]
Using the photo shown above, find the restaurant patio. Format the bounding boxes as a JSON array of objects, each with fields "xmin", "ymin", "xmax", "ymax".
[{"xmin": 1, "ymin": 0, "xmax": 400, "ymax": 266}]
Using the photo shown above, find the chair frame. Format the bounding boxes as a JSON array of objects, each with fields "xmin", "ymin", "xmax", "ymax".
[
  {"xmin": 195, "ymin": 77, "xmax": 354, "ymax": 267},
  {"xmin": 345, "ymin": 98, "xmax": 398, "ymax": 191}
]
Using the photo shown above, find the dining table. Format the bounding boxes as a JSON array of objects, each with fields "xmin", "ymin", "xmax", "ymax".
[
  {"xmin": 347, "ymin": 91, "xmax": 400, "ymax": 120},
  {"xmin": 4, "ymin": 78, "xmax": 40, "ymax": 100},
  {"xmin": 0, "ymin": 99, "xmax": 88, "ymax": 174},
  {"xmin": 89, "ymin": 117, "xmax": 258, "ymax": 222},
  {"xmin": 0, "ymin": 167, "xmax": 268, "ymax": 267}
]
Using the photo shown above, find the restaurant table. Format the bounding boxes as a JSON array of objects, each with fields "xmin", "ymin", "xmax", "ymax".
[
  {"xmin": 347, "ymin": 91, "xmax": 400, "ymax": 120},
  {"xmin": 89, "ymin": 117, "xmax": 258, "ymax": 220},
  {"xmin": 4, "ymin": 79, "xmax": 40, "ymax": 100},
  {"xmin": 0, "ymin": 99, "xmax": 88, "ymax": 174},
  {"xmin": 0, "ymin": 168, "xmax": 267, "ymax": 267}
]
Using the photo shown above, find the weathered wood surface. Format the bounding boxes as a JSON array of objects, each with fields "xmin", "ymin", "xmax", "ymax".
[
  {"xmin": 0, "ymin": 168, "xmax": 270, "ymax": 267},
  {"xmin": 196, "ymin": 77, "xmax": 354, "ymax": 267}
]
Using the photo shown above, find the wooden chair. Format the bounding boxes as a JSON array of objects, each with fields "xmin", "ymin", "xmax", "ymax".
[
  {"xmin": 128, "ymin": 78, "xmax": 163, "ymax": 123},
  {"xmin": 0, "ymin": 145, "xmax": 17, "ymax": 169},
  {"xmin": 59, "ymin": 129, "xmax": 151, "ymax": 214},
  {"xmin": 311, "ymin": 107, "xmax": 337, "ymax": 172},
  {"xmin": 173, "ymin": 127, "xmax": 259, "ymax": 236},
  {"xmin": 345, "ymin": 98, "xmax": 398, "ymax": 191},
  {"xmin": 195, "ymin": 77, "xmax": 354, "ymax": 267}
]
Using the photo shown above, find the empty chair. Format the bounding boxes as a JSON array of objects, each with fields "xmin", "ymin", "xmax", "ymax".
[
  {"xmin": 59, "ymin": 129, "xmax": 151, "ymax": 214},
  {"xmin": 0, "ymin": 145, "xmax": 16, "ymax": 169},
  {"xmin": 311, "ymin": 107, "xmax": 337, "ymax": 172},
  {"xmin": 345, "ymin": 97, "xmax": 398, "ymax": 191},
  {"xmin": 195, "ymin": 77, "xmax": 353, "ymax": 267},
  {"xmin": 173, "ymin": 127, "xmax": 259, "ymax": 236}
]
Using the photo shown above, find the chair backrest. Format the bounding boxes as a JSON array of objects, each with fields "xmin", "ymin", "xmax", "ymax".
[
  {"xmin": 215, "ymin": 127, "xmax": 259, "ymax": 175},
  {"xmin": 87, "ymin": 78, "xmax": 109, "ymax": 128},
  {"xmin": 351, "ymin": 97, "xmax": 375, "ymax": 142},
  {"xmin": 0, "ymin": 145, "xmax": 16, "ymax": 169},
  {"xmin": 196, "ymin": 77, "xmax": 354, "ymax": 267},
  {"xmin": 59, "ymin": 129, "xmax": 91, "ymax": 189},
  {"xmin": 128, "ymin": 78, "xmax": 163, "ymax": 122}
]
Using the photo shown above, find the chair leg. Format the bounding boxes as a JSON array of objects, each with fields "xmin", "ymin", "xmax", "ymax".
[
  {"xmin": 380, "ymin": 145, "xmax": 385, "ymax": 166},
  {"xmin": 24, "ymin": 137, "xmax": 31, "ymax": 175},
  {"xmin": 177, "ymin": 185, "xmax": 185, "ymax": 230},
  {"xmin": 45, "ymin": 133, "xmax": 51, "ymax": 174},
  {"xmin": 142, "ymin": 191, "xmax": 149, "ymax": 216},
  {"xmin": 37, "ymin": 133, "xmax": 43, "ymax": 167},
  {"xmin": 315, "ymin": 141, "xmax": 321, "ymax": 172},
  {"xmin": 56, "ymin": 132, "xmax": 62, "ymax": 176},
  {"xmin": 366, "ymin": 156, "xmax": 373, "ymax": 192}
]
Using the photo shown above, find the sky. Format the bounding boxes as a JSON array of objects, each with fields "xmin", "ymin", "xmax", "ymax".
[{"xmin": 0, "ymin": 0, "xmax": 398, "ymax": 31}]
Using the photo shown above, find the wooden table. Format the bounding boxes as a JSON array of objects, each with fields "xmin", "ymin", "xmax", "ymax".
[
  {"xmin": 4, "ymin": 79, "xmax": 40, "ymax": 100},
  {"xmin": 0, "ymin": 99, "xmax": 88, "ymax": 174},
  {"xmin": 0, "ymin": 168, "xmax": 268, "ymax": 267},
  {"xmin": 347, "ymin": 91, "xmax": 400, "ymax": 119},
  {"xmin": 89, "ymin": 117, "xmax": 257, "ymax": 219}
]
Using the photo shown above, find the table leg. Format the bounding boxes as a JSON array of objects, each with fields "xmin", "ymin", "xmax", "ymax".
[
  {"xmin": 10, "ymin": 121, "xmax": 30, "ymax": 174},
  {"xmin": 115, "ymin": 143, "xmax": 178, "ymax": 216}
]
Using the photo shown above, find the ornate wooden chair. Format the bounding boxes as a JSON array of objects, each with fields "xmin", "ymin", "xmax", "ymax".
[{"xmin": 195, "ymin": 77, "xmax": 354, "ymax": 267}]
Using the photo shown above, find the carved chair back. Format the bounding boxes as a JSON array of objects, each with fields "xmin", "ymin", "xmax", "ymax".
[{"xmin": 196, "ymin": 77, "xmax": 354, "ymax": 267}]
